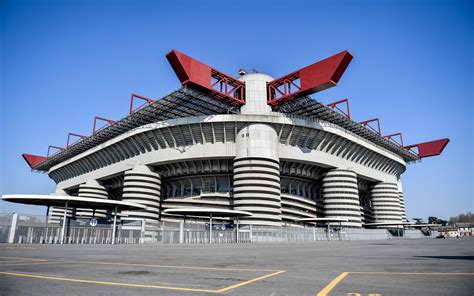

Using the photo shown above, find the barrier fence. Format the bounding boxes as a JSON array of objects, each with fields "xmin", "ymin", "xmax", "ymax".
[{"xmin": 0, "ymin": 213, "xmax": 434, "ymax": 244}]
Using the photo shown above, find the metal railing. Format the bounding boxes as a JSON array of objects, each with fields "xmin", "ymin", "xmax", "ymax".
[{"xmin": 1, "ymin": 213, "xmax": 434, "ymax": 244}]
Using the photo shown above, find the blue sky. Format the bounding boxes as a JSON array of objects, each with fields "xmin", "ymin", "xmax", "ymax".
[{"xmin": 1, "ymin": 0, "xmax": 472, "ymax": 220}]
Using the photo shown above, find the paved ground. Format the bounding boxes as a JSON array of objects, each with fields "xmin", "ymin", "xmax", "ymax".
[{"xmin": 0, "ymin": 238, "xmax": 472, "ymax": 296}]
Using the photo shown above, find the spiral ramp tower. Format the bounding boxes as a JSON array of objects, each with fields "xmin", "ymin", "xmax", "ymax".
[
  {"xmin": 322, "ymin": 169, "xmax": 362, "ymax": 228},
  {"xmin": 371, "ymin": 182, "xmax": 403, "ymax": 225},
  {"xmin": 121, "ymin": 165, "xmax": 161, "ymax": 238},
  {"xmin": 75, "ymin": 180, "xmax": 108, "ymax": 219}
]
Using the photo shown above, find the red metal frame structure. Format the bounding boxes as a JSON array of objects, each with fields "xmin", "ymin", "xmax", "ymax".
[
  {"xmin": 166, "ymin": 50, "xmax": 245, "ymax": 106},
  {"xmin": 359, "ymin": 118, "xmax": 381, "ymax": 135},
  {"xmin": 267, "ymin": 51, "xmax": 353, "ymax": 107},
  {"xmin": 130, "ymin": 93, "xmax": 154, "ymax": 114},
  {"xmin": 22, "ymin": 154, "xmax": 48, "ymax": 169},
  {"xmin": 384, "ymin": 133, "xmax": 404, "ymax": 146},
  {"xmin": 326, "ymin": 98, "xmax": 351, "ymax": 119},
  {"xmin": 47, "ymin": 145, "xmax": 64, "ymax": 157},
  {"xmin": 93, "ymin": 116, "xmax": 115, "ymax": 134},
  {"xmin": 403, "ymin": 138, "xmax": 450, "ymax": 159},
  {"xmin": 66, "ymin": 133, "xmax": 87, "ymax": 148}
]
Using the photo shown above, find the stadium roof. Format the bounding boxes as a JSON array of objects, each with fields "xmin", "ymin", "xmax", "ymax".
[
  {"xmin": 23, "ymin": 49, "xmax": 451, "ymax": 172},
  {"xmin": 24, "ymin": 86, "xmax": 424, "ymax": 172}
]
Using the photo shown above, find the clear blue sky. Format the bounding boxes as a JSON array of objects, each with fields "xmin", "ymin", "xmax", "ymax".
[{"xmin": 1, "ymin": 0, "xmax": 472, "ymax": 221}]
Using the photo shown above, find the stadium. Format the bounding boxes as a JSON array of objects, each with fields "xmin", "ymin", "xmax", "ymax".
[{"xmin": 4, "ymin": 49, "xmax": 449, "ymax": 243}]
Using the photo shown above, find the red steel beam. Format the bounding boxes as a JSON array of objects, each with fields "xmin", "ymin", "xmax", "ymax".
[
  {"xmin": 67, "ymin": 133, "xmax": 87, "ymax": 148},
  {"xmin": 267, "ymin": 50, "xmax": 353, "ymax": 106},
  {"xmin": 22, "ymin": 154, "xmax": 48, "ymax": 169},
  {"xmin": 47, "ymin": 145, "xmax": 64, "ymax": 157},
  {"xmin": 403, "ymin": 138, "xmax": 450, "ymax": 158},
  {"xmin": 93, "ymin": 116, "xmax": 115, "ymax": 134},
  {"xmin": 130, "ymin": 93, "xmax": 154, "ymax": 114},
  {"xmin": 326, "ymin": 98, "xmax": 351, "ymax": 119},
  {"xmin": 384, "ymin": 132, "xmax": 404, "ymax": 146},
  {"xmin": 359, "ymin": 118, "xmax": 381, "ymax": 135},
  {"xmin": 166, "ymin": 50, "xmax": 245, "ymax": 106}
]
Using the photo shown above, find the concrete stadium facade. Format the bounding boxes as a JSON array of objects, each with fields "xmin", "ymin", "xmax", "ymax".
[
  {"xmin": 17, "ymin": 50, "xmax": 449, "ymax": 233},
  {"xmin": 47, "ymin": 74, "xmax": 408, "ymax": 228}
]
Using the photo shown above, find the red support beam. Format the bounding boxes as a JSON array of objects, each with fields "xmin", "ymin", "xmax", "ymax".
[
  {"xmin": 93, "ymin": 116, "xmax": 115, "ymax": 134},
  {"xmin": 384, "ymin": 132, "xmax": 404, "ymax": 146},
  {"xmin": 326, "ymin": 98, "xmax": 351, "ymax": 119},
  {"xmin": 47, "ymin": 145, "xmax": 64, "ymax": 157},
  {"xmin": 359, "ymin": 118, "xmax": 381, "ymax": 135},
  {"xmin": 22, "ymin": 154, "xmax": 48, "ymax": 169},
  {"xmin": 67, "ymin": 133, "xmax": 87, "ymax": 148},
  {"xmin": 130, "ymin": 93, "xmax": 154, "ymax": 114},
  {"xmin": 403, "ymin": 138, "xmax": 450, "ymax": 159},
  {"xmin": 267, "ymin": 50, "xmax": 353, "ymax": 106},
  {"xmin": 166, "ymin": 50, "xmax": 245, "ymax": 106}
]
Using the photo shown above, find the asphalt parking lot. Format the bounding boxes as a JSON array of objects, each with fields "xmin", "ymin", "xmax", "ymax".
[{"xmin": 0, "ymin": 238, "xmax": 472, "ymax": 296}]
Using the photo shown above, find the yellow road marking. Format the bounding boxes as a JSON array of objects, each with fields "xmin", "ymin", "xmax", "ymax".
[
  {"xmin": 0, "ymin": 260, "xmax": 32, "ymax": 264},
  {"xmin": 316, "ymin": 272, "xmax": 349, "ymax": 296},
  {"xmin": 215, "ymin": 270, "xmax": 286, "ymax": 293},
  {"xmin": 0, "ymin": 261, "xmax": 71, "ymax": 267},
  {"xmin": 350, "ymin": 272, "xmax": 474, "ymax": 275},
  {"xmin": 0, "ymin": 260, "xmax": 286, "ymax": 293},
  {"xmin": 1, "ymin": 257, "xmax": 279, "ymax": 272},
  {"xmin": 0, "ymin": 256, "xmax": 46, "ymax": 261},
  {"xmin": 0, "ymin": 271, "xmax": 219, "ymax": 293},
  {"xmin": 71, "ymin": 260, "xmax": 281, "ymax": 272}
]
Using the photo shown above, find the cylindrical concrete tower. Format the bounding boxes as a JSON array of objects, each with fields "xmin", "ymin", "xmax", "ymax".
[
  {"xmin": 121, "ymin": 165, "xmax": 161, "ymax": 222},
  {"xmin": 233, "ymin": 73, "xmax": 282, "ymax": 226},
  {"xmin": 398, "ymin": 180, "xmax": 407, "ymax": 222},
  {"xmin": 76, "ymin": 180, "xmax": 108, "ymax": 218},
  {"xmin": 371, "ymin": 182, "xmax": 402, "ymax": 224},
  {"xmin": 322, "ymin": 169, "xmax": 362, "ymax": 228},
  {"xmin": 48, "ymin": 189, "xmax": 74, "ymax": 224}
]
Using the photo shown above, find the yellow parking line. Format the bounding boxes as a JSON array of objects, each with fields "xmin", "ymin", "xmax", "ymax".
[
  {"xmin": 0, "ymin": 271, "xmax": 219, "ymax": 293},
  {"xmin": 53, "ymin": 260, "xmax": 281, "ymax": 272},
  {"xmin": 215, "ymin": 270, "xmax": 286, "ymax": 293},
  {"xmin": 316, "ymin": 272, "xmax": 349, "ymax": 296},
  {"xmin": 0, "ymin": 256, "xmax": 47, "ymax": 262},
  {"xmin": 0, "ymin": 256, "xmax": 279, "ymax": 272},
  {"xmin": 0, "ymin": 261, "xmax": 71, "ymax": 267},
  {"xmin": 315, "ymin": 271, "xmax": 474, "ymax": 296},
  {"xmin": 350, "ymin": 272, "xmax": 474, "ymax": 275}
]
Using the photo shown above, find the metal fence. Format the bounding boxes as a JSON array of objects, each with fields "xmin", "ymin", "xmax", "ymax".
[{"xmin": 0, "ymin": 213, "xmax": 434, "ymax": 244}]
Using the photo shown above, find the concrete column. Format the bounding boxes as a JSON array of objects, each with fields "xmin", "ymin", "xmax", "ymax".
[
  {"xmin": 398, "ymin": 180, "xmax": 407, "ymax": 222},
  {"xmin": 7, "ymin": 213, "xmax": 19, "ymax": 243},
  {"xmin": 48, "ymin": 189, "xmax": 73, "ymax": 224},
  {"xmin": 232, "ymin": 73, "xmax": 281, "ymax": 226},
  {"xmin": 76, "ymin": 180, "xmax": 109, "ymax": 218},
  {"xmin": 322, "ymin": 169, "xmax": 362, "ymax": 228},
  {"xmin": 371, "ymin": 181, "xmax": 403, "ymax": 224},
  {"xmin": 121, "ymin": 165, "xmax": 161, "ymax": 241}
]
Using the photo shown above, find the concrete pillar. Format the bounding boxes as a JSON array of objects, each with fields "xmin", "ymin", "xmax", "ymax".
[
  {"xmin": 322, "ymin": 169, "xmax": 362, "ymax": 228},
  {"xmin": 232, "ymin": 73, "xmax": 281, "ymax": 226},
  {"xmin": 76, "ymin": 180, "xmax": 108, "ymax": 218},
  {"xmin": 7, "ymin": 213, "xmax": 19, "ymax": 243},
  {"xmin": 48, "ymin": 189, "xmax": 73, "ymax": 224},
  {"xmin": 371, "ymin": 181, "xmax": 403, "ymax": 224},
  {"xmin": 121, "ymin": 165, "xmax": 161, "ymax": 240},
  {"xmin": 398, "ymin": 180, "xmax": 407, "ymax": 222}
]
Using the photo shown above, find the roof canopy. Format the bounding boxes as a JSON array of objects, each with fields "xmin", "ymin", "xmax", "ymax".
[{"xmin": 2, "ymin": 194, "xmax": 147, "ymax": 211}]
